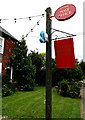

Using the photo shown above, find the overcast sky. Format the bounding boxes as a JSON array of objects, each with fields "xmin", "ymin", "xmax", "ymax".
[{"xmin": 0, "ymin": 0, "xmax": 84, "ymax": 61}]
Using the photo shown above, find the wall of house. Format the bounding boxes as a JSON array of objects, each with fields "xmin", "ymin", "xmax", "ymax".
[
  {"xmin": 0, "ymin": 63, "xmax": 2, "ymax": 74},
  {"xmin": 0, "ymin": 54, "xmax": 2, "ymax": 74},
  {"xmin": 2, "ymin": 38, "xmax": 15, "ymax": 74}
]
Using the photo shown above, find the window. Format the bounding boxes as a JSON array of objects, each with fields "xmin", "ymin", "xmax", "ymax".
[{"xmin": 0, "ymin": 37, "xmax": 4, "ymax": 54}]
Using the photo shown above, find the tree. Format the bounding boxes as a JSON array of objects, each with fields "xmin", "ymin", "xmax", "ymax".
[
  {"xmin": 10, "ymin": 39, "xmax": 36, "ymax": 91},
  {"xmin": 29, "ymin": 51, "xmax": 43, "ymax": 71},
  {"xmin": 52, "ymin": 60, "xmax": 84, "ymax": 86},
  {"xmin": 75, "ymin": 58, "xmax": 79, "ymax": 64},
  {"xmin": 79, "ymin": 60, "xmax": 85, "ymax": 78},
  {"xmin": 28, "ymin": 51, "xmax": 44, "ymax": 85},
  {"xmin": 39, "ymin": 52, "xmax": 46, "ymax": 67}
]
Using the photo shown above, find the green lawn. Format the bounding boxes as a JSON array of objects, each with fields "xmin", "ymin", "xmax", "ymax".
[{"xmin": 2, "ymin": 86, "xmax": 81, "ymax": 119}]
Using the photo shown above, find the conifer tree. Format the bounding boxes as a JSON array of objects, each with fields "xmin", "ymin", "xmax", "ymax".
[{"xmin": 10, "ymin": 39, "xmax": 36, "ymax": 91}]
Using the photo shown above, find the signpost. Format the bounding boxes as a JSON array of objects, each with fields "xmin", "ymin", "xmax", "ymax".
[
  {"xmin": 45, "ymin": 4, "xmax": 76, "ymax": 119},
  {"xmin": 46, "ymin": 7, "xmax": 52, "ymax": 119}
]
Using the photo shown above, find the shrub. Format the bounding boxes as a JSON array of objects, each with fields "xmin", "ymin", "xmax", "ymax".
[
  {"xmin": 36, "ymin": 69, "xmax": 46, "ymax": 86},
  {"xmin": 68, "ymin": 79, "xmax": 82, "ymax": 98},
  {"xmin": 9, "ymin": 40, "xmax": 36, "ymax": 91},
  {"xmin": 20, "ymin": 84, "xmax": 34, "ymax": 91},
  {"xmin": 52, "ymin": 62, "xmax": 84, "ymax": 87},
  {"xmin": 59, "ymin": 79, "xmax": 69, "ymax": 97},
  {"xmin": 18, "ymin": 77, "xmax": 36, "ymax": 91},
  {"xmin": 2, "ymin": 74, "xmax": 10, "ymax": 85},
  {"xmin": 2, "ymin": 84, "xmax": 15, "ymax": 97},
  {"xmin": 2, "ymin": 74, "xmax": 15, "ymax": 97},
  {"xmin": 58, "ymin": 79, "xmax": 82, "ymax": 98}
]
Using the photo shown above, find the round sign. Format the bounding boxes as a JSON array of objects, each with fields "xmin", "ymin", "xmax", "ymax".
[{"xmin": 54, "ymin": 4, "xmax": 76, "ymax": 21}]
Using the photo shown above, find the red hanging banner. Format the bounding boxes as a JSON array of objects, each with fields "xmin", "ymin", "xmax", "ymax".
[{"xmin": 54, "ymin": 38, "xmax": 76, "ymax": 69}]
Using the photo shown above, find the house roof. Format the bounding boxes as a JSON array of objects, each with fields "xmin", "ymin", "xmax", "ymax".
[{"xmin": 0, "ymin": 26, "xmax": 18, "ymax": 42}]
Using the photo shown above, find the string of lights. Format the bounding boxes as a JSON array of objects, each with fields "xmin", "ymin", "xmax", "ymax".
[
  {"xmin": 1, "ymin": 12, "xmax": 83, "ymax": 41},
  {"xmin": 0, "ymin": 14, "xmax": 45, "ymax": 23},
  {"xmin": 23, "ymin": 15, "xmax": 45, "ymax": 39},
  {"xmin": 1, "ymin": 13, "xmax": 45, "ymax": 39}
]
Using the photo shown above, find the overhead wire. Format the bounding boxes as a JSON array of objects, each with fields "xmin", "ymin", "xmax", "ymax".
[
  {"xmin": 0, "ymin": 14, "xmax": 45, "ymax": 23},
  {"xmin": 15, "ymin": 31, "xmax": 84, "ymax": 41},
  {"xmin": 24, "ymin": 15, "xmax": 45, "ymax": 39},
  {"xmin": 1, "ymin": 13, "xmax": 84, "ymax": 41}
]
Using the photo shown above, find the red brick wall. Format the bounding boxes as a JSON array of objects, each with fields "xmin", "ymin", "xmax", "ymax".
[
  {"xmin": 2, "ymin": 38, "xmax": 15, "ymax": 74},
  {"xmin": 4, "ymin": 38, "xmax": 15, "ymax": 57},
  {"xmin": 2, "ymin": 57, "xmax": 10, "ymax": 74}
]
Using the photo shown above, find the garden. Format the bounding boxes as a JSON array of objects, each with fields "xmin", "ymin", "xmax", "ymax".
[
  {"xmin": 2, "ymin": 86, "xmax": 81, "ymax": 119},
  {"xmin": 2, "ymin": 39, "xmax": 85, "ymax": 119}
]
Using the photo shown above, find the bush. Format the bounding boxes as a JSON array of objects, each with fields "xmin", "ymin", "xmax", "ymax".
[
  {"xmin": 10, "ymin": 40, "xmax": 36, "ymax": 91},
  {"xmin": 20, "ymin": 84, "xmax": 34, "ymax": 91},
  {"xmin": 36, "ymin": 69, "xmax": 46, "ymax": 86},
  {"xmin": 2, "ymin": 84, "xmax": 15, "ymax": 97},
  {"xmin": 52, "ymin": 62, "xmax": 84, "ymax": 87},
  {"xmin": 68, "ymin": 79, "xmax": 82, "ymax": 98},
  {"xmin": 2, "ymin": 74, "xmax": 15, "ymax": 97},
  {"xmin": 18, "ymin": 77, "xmax": 36, "ymax": 91},
  {"xmin": 29, "ymin": 51, "xmax": 44, "ymax": 85},
  {"xmin": 59, "ymin": 79, "xmax": 69, "ymax": 97},
  {"xmin": 2, "ymin": 74, "xmax": 10, "ymax": 85},
  {"xmin": 58, "ymin": 79, "xmax": 82, "ymax": 98}
]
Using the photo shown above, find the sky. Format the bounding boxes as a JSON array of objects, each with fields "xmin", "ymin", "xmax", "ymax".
[{"xmin": 0, "ymin": 0, "xmax": 84, "ymax": 61}]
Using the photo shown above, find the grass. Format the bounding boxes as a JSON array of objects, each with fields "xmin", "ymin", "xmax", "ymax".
[{"xmin": 2, "ymin": 86, "xmax": 81, "ymax": 119}]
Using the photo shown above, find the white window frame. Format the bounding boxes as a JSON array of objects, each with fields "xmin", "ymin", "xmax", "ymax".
[{"xmin": 0, "ymin": 36, "xmax": 4, "ymax": 54}]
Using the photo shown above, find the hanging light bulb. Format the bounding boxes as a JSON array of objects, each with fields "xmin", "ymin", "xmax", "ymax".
[
  {"xmin": 42, "ymin": 14, "xmax": 45, "ymax": 17},
  {"xmin": 22, "ymin": 35, "xmax": 24, "ymax": 40},
  {"xmin": 31, "ymin": 29, "xmax": 33, "ymax": 32},
  {"xmin": 26, "ymin": 34, "xmax": 28, "ymax": 37},
  {"xmin": 29, "ymin": 17, "xmax": 31, "ymax": 20},
  {"xmin": 37, "ymin": 22, "xmax": 39, "ymax": 25},
  {"xmin": 0, "ymin": 19, "xmax": 1, "ymax": 23},
  {"xmin": 14, "ymin": 18, "xmax": 16, "ymax": 23}
]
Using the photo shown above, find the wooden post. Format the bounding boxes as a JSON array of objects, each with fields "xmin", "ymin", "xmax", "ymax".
[{"xmin": 46, "ymin": 7, "xmax": 52, "ymax": 119}]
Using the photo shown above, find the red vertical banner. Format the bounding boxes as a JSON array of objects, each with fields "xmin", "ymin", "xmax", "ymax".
[{"xmin": 54, "ymin": 38, "xmax": 76, "ymax": 68}]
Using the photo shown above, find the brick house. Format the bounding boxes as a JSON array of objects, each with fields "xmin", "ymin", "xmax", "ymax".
[{"xmin": 0, "ymin": 26, "xmax": 18, "ymax": 77}]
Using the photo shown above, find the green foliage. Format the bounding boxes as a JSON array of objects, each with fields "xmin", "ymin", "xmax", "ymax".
[
  {"xmin": 29, "ymin": 51, "xmax": 43, "ymax": 71},
  {"xmin": 2, "ymin": 87, "xmax": 81, "ymax": 118},
  {"xmin": 29, "ymin": 51, "xmax": 44, "ymax": 85},
  {"xmin": 79, "ymin": 60, "xmax": 85, "ymax": 78},
  {"xmin": 2, "ymin": 84, "xmax": 15, "ymax": 97},
  {"xmin": 68, "ymin": 80, "xmax": 81, "ymax": 98},
  {"xmin": 10, "ymin": 40, "xmax": 36, "ymax": 91},
  {"xmin": 2, "ymin": 74, "xmax": 10, "ymax": 85},
  {"xmin": 71, "ymin": 64, "xmax": 84, "ymax": 81},
  {"xmin": 36, "ymin": 69, "xmax": 46, "ymax": 86},
  {"xmin": 2, "ymin": 74, "xmax": 15, "ymax": 97},
  {"xmin": 52, "ymin": 59, "xmax": 84, "ymax": 86},
  {"xmin": 59, "ymin": 79, "xmax": 69, "ymax": 96},
  {"xmin": 59, "ymin": 79, "xmax": 82, "ymax": 98},
  {"xmin": 52, "ymin": 59, "xmax": 83, "ymax": 98},
  {"xmin": 39, "ymin": 52, "xmax": 46, "ymax": 66}
]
